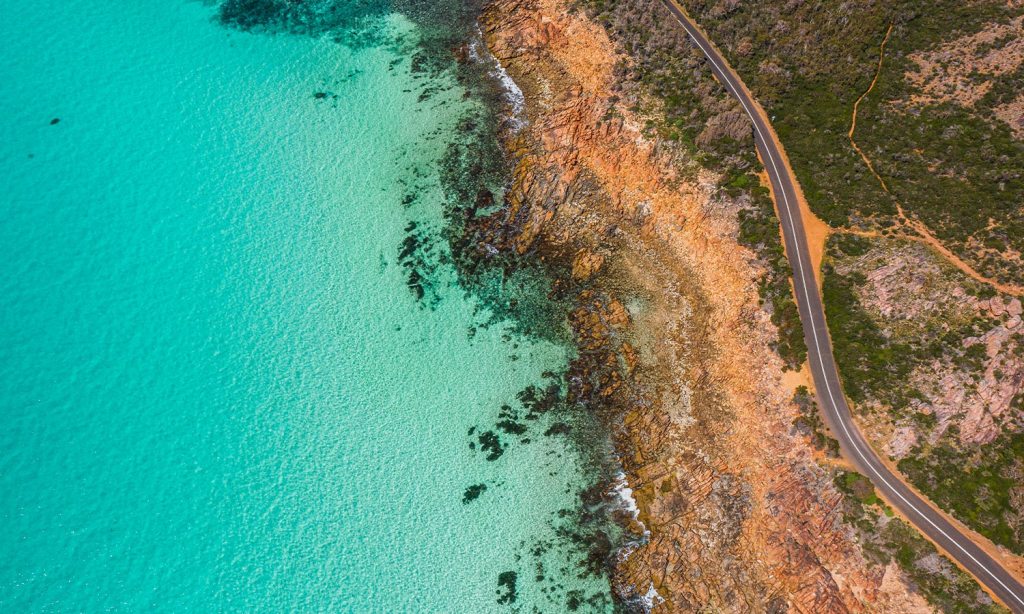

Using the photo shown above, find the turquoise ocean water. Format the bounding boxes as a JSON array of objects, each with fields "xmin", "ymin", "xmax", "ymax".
[{"xmin": 0, "ymin": 1, "xmax": 619, "ymax": 610}]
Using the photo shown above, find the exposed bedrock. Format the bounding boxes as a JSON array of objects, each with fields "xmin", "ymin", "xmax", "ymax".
[{"xmin": 477, "ymin": 0, "xmax": 934, "ymax": 611}]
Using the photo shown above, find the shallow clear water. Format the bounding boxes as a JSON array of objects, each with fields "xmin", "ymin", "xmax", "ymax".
[{"xmin": 0, "ymin": 1, "xmax": 614, "ymax": 610}]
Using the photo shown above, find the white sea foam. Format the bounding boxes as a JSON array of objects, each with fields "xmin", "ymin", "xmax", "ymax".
[
  {"xmin": 610, "ymin": 471, "xmax": 645, "ymax": 531},
  {"xmin": 469, "ymin": 27, "xmax": 526, "ymax": 131},
  {"xmin": 611, "ymin": 472, "xmax": 639, "ymax": 516},
  {"xmin": 618, "ymin": 581, "xmax": 665, "ymax": 613},
  {"xmin": 609, "ymin": 469, "xmax": 651, "ymax": 570},
  {"xmin": 491, "ymin": 57, "xmax": 525, "ymax": 122},
  {"xmin": 639, "ymin": 583, "xmax": 665, "ymax": 611}
]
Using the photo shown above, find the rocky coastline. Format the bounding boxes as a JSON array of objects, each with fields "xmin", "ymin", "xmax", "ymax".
[{"xmin": 465, "ymin": 0, "xmax": 963, "ymax": 611}]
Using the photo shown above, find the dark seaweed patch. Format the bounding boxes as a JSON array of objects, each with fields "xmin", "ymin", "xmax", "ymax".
[
  {"xmin": 544, "ymin": 422, "xmax": 571, "ymax": 437},
  {"xmin": 496, "ymin": 571, "xmax": 517, "ymax": 605},
  {"xmin": 567, "ymin": 591, "xmax": 583, "ymax": 610},
  {"xmin": 399, "ymin": 233, "xmax": 419, "ymax": 260},
  {"xmin": 477, "ymin": 430, "xmax": 504, "ymax": 461},
  {"xmin": 463, "ymin": 483, "xmax": 487, "ymax": 503},
  {"xmin": 407, "ymin": 270, "xmax": 425, "ymax": 300},
  {"xmin": 397, "ymin": 222, "xmax": 441, "ymax": 306},
  {"xmin": 495, "ymin": 405, "xmax": 528, "ymax": 433},
  {"xmin": 216, "ymin": 0, "xmax": 385, "ymax": 42},
  {"xmin": 409, "ymin": 51, "xmax": 429, "ymax": 74},
  {"xmin": 519, "ymin": 383, "xmax": 561, "ymax": 420},
  {"xmin": 566, "ymin": 589, "xmax": 615, "ymax": 611},
  {"xmin": 496, "ymin": 419, "xmax": 527, "ymax": 435}
]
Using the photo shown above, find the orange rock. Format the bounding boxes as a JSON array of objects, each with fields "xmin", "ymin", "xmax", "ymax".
[
  {"xmin": 571, "ymin": 248, "xmax": 605, "ymax": 280},
  {"xmin": 481, "ymin": 0, "xmax": 931, "ymax": 610}
]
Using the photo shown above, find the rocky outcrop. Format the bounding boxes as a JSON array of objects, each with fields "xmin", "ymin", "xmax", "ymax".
[
  {"xmin": 905, "ymin": 16, "xmax": 1024, "ymax": 109},
  {"xmin": 479, "ymin": 0, "xmax": 932, "ymax": 610},
  {"xmin": 995, "ymin": 94, "xmax": 1024, "ymax": 139},
  {"xmin": 696, "ymin": 110, "xmax": 752, "ymax": 147},
  {"xmin": 956, "ymin": 318, "xmax": 1024, "ymax": 446},
  {"xmin": 836, "ymin": 239, "xmax": 1024, "ymax": 450}
]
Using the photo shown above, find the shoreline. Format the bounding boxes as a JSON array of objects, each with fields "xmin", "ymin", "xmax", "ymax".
[{"xmin": 474, "ymin": 0, "xmax": 963, "ymax": 610}]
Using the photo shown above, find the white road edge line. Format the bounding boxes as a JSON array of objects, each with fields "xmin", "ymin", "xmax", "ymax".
[{"xmin": 669, "ymin": 6, "xmax": 1024, "ymax": 607}]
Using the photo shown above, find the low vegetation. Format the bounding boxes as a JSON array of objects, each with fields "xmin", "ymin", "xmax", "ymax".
[
  {"xmin": 733, "ymin": 173, "xmax": 806, "ymax": 367},
  {"xmin": 834, "ymin": 469, "xmax": 1007, "ymax": 613},
  {"xmin": 822, "ymin": 234, "xmax": 994, "ymax": 413},
  {"xmin": 680, "ymin": 0, "xmax": 1024, "ymax": 284},
  {"xmin": 790, "ymin": 386, "xmax": 839, "ymax": 458},
  {"xmin": 899, "ymin": 431, "xmax": 1024, "ymax": 553},
  {"xmin": 823, "ymin": 233, "xmax": 1024, "ymax": 554},
  {"xmin": 821, "ymin": 258, "xmax": 915, "ymax": 408}
]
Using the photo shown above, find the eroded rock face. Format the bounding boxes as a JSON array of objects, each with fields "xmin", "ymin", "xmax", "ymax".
[{"xmin": 480, "ymin": 0, "xmax": 931, "ymax": 611}]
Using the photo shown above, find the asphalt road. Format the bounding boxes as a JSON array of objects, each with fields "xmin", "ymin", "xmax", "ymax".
[{"xmin": 659, "ymin": 1, "xmax": 1024, "ymax": 611}]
